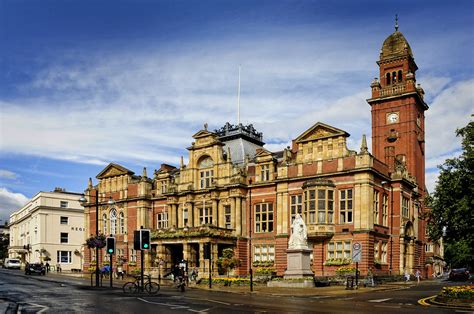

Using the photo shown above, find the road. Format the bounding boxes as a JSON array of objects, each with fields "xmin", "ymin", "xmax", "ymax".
[{"xmin": 0, "ymin": 269, "xmax": 467, "ymax": 313}]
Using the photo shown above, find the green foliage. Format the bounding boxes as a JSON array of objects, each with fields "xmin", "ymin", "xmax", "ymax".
[
  {"xmin": 323, "ymin": 258, "xmax": 351, "ymax": 266},
  {"xmin": 217, "ymin": 248, "xmax": 241, "ymax": 277},
  {"xmin": 252, "ymin": 260, "xmax": 274, "ymax": 267},
  {"xmin": 0, "ymin": 233, "xmax": 10, "ymax": 260},
  {"xmin": 198, "ymin": 277, "xmax": 250, "ymax": 286},
  {"xmin": 427, "ymin": 119, "xmax": 474, "ymax": 268},
  {"xmin": 255, "ymin": 267, "xmax": 275, "ymax": 275}
]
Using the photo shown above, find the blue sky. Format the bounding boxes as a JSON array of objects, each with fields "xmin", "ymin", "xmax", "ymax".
[{"xmin": 0, "ymin": 0, "xmax": 473, "ymax": 222}]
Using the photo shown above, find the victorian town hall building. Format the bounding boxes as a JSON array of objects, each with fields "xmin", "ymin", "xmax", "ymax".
[{"xmin": 81, "ymin": 25, "xmax": 442, "ymax": 278}]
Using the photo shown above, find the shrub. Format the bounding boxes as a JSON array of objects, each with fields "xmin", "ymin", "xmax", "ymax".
[
  {"xmin": 335, "ymin": 266, "xmax": 357, "ymax": 275},
  {"xmin": 440, "ymin": 285, "xmax": 474, "ymax": 300},
  {"xmin": 199, "ymin": 277, "xmax": 251, "ymax": 286},
  {"xmin": 324, "ymin": 258, "xmax": 351, "ymax": 266}
]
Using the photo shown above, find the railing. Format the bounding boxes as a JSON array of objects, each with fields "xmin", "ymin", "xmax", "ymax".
[
  {"xmin": 307, "ymin": 224, "xmax": 335, "ymax": 238},
  {"xmin": 380, "ymin": 84, "xmax": 406, "ymax": 97}
]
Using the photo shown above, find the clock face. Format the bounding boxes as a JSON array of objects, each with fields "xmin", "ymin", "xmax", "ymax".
[{"xmin": 387, "ymin": 112, "xmax": 399, "ymax": 124}]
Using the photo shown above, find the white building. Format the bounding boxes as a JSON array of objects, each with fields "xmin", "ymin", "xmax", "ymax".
[{"xmin": 8, "ymin": 188, "xmax": 85, "ymax": 271}]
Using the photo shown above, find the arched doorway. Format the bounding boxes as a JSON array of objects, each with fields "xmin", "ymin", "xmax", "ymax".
[{"xmin": 400, "ymin": 221, "xmax": 415, "ymax": 274}]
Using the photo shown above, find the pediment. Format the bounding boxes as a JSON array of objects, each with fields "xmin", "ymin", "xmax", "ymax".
[
  {"xmin": 255, "ymin": 148, "xmax": 272, "ymax": 157},
  {"xmin": 295, "ymin": 122, "xmax": 349, "ymax": 143},
  {"xmin": 192, "ymin": 129, "xmax": 214, "ymax": 139},
  {"xmin": 96, "ymin": 163, "xmax": 134, "ymax": 179}
]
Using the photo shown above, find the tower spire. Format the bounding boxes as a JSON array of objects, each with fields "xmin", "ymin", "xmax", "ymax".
[{"xmin": 395, "ymin": 14, "xmax": 399, "ymax": 31}]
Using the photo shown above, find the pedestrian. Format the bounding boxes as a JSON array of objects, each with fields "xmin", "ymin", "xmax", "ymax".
[
  {"xmin": 367, "ymin": 267, "xmax": 375, "ymax": 287},
  {"xmin": 415, "ymin": 269, "xmax": 421, "ymax": 284},
  {"xmin": 45, "ymin": 262, "xmax": 50, "ymax": 273},
  {"xmin": 56, "ymin": 263, "xmax": 62, "ymax": 272},
  {"xmin": 116, "ymin": 265, "xmax": 124, "ymax": 280},
  {"xmin": 404, "ymin": 269, "xmax": 410, "ymax": 282}
]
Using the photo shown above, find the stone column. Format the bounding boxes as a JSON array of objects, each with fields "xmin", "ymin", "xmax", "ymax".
[
  {"xmin": 230, "ymin": 197, "xmax": 236, "ymax": 230},
  {"xmin": 399, "ymin": 238, "xmax": 405, "ymax": 274},
  {"xmin": 189, "ymin": 202, "xmax": 194, "ymax": 227},
  {"xmin": 183, "ymin": 241, "xmax": 189, "ymax": 261},
  {"xmin": 199, "ymin": 242, "xmax": 205, "ymax": 274},
  {"xmin": 177, "ymin": 203, "xmax": 183, "ymax": 228},
  {"xmin": 168, "ymin": 204, "xmax": 175, "ymax": 229},
  {"xmin": 236, "ymin": 197, "xmax": 242, "ymax": 236},
  {"xmin": 212, "ymin": 199, "xmax": 218, "ymax": 226},
  {"xmin": 218, "ymin": 201, "xmax": 224, "ymax": 228}
]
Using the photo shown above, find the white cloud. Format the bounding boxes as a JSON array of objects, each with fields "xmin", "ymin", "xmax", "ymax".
[
  {"xmin": 0, "ymin": 188, "xmax": 29, "ymax": 222},
  {"xmin": 0, "ymin": 170, "xmax": 17, "ymax": 180}
]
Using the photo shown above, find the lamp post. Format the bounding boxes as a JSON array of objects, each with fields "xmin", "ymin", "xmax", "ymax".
[
  {"xmin": 248, "ymin": 178, "xmax": 253, "ymax": 292},
  {"xmin": 79, "ymin": 187, "xmax": 115, "ymax": 288},
  {"xmin": 381, "ymin": 181, "xmax": 393, "ymax": 276}
]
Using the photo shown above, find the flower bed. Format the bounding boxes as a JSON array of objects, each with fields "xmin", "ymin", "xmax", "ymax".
[
  {"xmin": 198, "ymin": 277, "xmax": 251, "ymax": 286},
  {"xmin": 324, "ymin": 258, "xmax": 351, "ymax": 266},
  {"xmin": 440, "ymin": 285, "xmax": 474, "ymax": 300}
]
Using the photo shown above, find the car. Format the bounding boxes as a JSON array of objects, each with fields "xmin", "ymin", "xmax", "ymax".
[
  {"xmin": 448, "ymin": 268, "xmax": 470, "ymax": 281},
  {"xmin": 4, "ymin": 258, "xmax": 21, "ymax": 269},
  {"xmin": 25, "ymin": 263, "xmax": 46, "ymax": 275}
]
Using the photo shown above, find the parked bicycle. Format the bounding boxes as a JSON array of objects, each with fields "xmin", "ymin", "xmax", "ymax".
[{"xmin": 122, "ymin": 274, "xmax": 160, "ymax": 294}]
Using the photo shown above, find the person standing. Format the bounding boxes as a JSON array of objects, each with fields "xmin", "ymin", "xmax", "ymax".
[
  {"xmin": 404, "ymin": 269, "xmax": 410, "ymax": 282},
  {"xmin": 45, "ymin": 262, "xmax": 50, "ymax": 273},
  {"xmin": 415, "ymin": 269, "xmax": 421, "ymax": 284}
]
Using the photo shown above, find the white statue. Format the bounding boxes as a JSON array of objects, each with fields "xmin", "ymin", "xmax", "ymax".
[{"xmin": 288, "ymin": 214, "xmax": 308, "ymax": 249}]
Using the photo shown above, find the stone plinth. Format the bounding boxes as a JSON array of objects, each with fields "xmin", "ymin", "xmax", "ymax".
[{"xmin": 284, "ymin": 248, "xmax": 314, "ymax": 279}]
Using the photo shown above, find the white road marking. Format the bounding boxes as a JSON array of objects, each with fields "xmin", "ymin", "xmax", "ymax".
[
  {"xmin": 311, "ymin": 296, "xmax": 331, "ymax": 299},
  {"xmin": 205, "ymin": 299, "xmax": 231, "ymax": 306},
  {"xmin": 374, "ymin": 305, "xmax": 401, "ymax": 309},
  {"xmin": 368, "ymin": 298, "xmax": 392, "ymax": 303},
  {"xmin": 188, "ymin": 308, "xmax": 211, "ymax": 313},
  {"xmin": 137, "ymin": 297, "xmax": 189, "ymax": 309}
]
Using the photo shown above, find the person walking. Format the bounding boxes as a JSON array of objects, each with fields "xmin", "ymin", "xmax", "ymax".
[
  {"xmin": 45, "ymin": 262, "xmax": 50, "ymax": 273},
  {"xmin": 404, "ymin": 269, "xmax": 410, "ymax": 282},
  {"xmin": 415, "ymin": 269, "xmax": 421, "ymax": 284}
]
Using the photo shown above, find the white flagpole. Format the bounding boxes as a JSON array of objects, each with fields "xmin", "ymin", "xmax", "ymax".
[{"xmin": 237, "ymin": 65, "xmax": 241, "ymax": 125}]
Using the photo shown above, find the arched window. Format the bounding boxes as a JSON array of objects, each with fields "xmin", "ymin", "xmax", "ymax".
[
  {"xmin": 398, "ymin": 70, "xmax": 403, "ymax": 82},
  {"xmin": 386, "ymin": 73, "xmax": 391, "ymax": 85},
  {"xmin": 392, "ymin": 71, "xmax": 397, "ymax": 83},
  {"xmin": 102, "ymin": 214, "xmax": 107, "ymax": 235},
  {"xmin": 110, "ymin": 209, "xmax": 117, "ymax": 235},
  {"xmin": 119, "ymin": 212, "xmax": 125, "ymax": 234},
  {"xmin": 198, "ymin": 156, "xmax": 214, "ymax": 189}
]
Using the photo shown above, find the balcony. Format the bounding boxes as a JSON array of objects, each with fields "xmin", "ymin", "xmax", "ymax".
[
  {"xmin": 380, "ymin": 84, "xmax": 406, "ymax": 97},
  {"xmin": 307, "ymin": 224, "xmax": 335, "ymax": 239},
  {"xmin": 153, "ymin": 225, "xmax": 236, "ymax": 240}
]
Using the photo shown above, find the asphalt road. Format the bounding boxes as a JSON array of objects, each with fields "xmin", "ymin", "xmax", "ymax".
[{"xmin": 0, "ymin": 269, "xmax": 468, "ymax": 313}]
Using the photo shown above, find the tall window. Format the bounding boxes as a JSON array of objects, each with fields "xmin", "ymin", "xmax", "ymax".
[
  {"xmin": 199, "ymin": 156, "xmax": 214, "ymax": 189},
  {"xmin": 157, "ymin": 212, "xmax": 168, "ymax": 229},
  {"xmin": 130, "ymin": 249, "xmax": 137, "ymax": 262},
  {"xmin": 60, "ymin": 216, "xmax": 68, "ymax": 225},
  {"xmin": 304, "ymin": 189, "xmax": 334, "ymax": 224},
  {"xmin": 373, "ymin": 190, "xmax": 380, "ymax": 225},
  {"xmin": 224, "ymin": 205, "xmax": 232, "ymax": 229},
  {"xmin": 253, "ymin": 244, "xmax": 275, "ymax": 262},
  {"xmin": 60, "ymin": 232, "xmax": 68, "ymax": 244},
  {"xmin": 102, "ymin": 214, "xmax": 107, "ymax": 235},
  {"xmin": 200, "ymin": 204, "xmax": 212, "ymax": 225},
  {"xmin": 339, "ymin": 189, "xmax": 353, "ymax": 224},
  {"xmin": 119, "ymin": 212, "xmax": 125, "ymax": 234},
  {"xmin": 402, "ymin": 196, "xmax": 409, "ymax": 217},
  {"xmin": 374, "ymin": 241, "xmax": 380, "ymax": 261},
  {"xmin": 161, "ymin": 181, "xmax": 167, "ymax": 193},
  {"xmin": 110, "ymin": 209, "xmax": 117, "ymax": 235},
  {"xmin": 290, "ymin": 195, "xmax": 303, "ymax": 223},
  {"xmin": 255, "ymin": 203, "xmax": 273, "ymax": 233},
  {"xmin": 183, "ymin": 207, "xmax": 189, "ymax": 227},
  {"xmin": 381, "ymin": 242, "xmax": 388, "ymax": 263},
  {"xmin": 57, "ymin": 251, "xmax": 72, "ymax": 264},
  {"xmin": 260, "ymin": 164, "xmax": 270, "ymax": 181},
  {"xmin": 60, "ymin": 201, "xmax": 68, "ymax": 208},
  {"xmin": 327, "ymin": 240, "xmax": 351, "ymax": 259},
  {"xmin": 382, "ymin": 195, "xmax": 388, "ymax": 226}
]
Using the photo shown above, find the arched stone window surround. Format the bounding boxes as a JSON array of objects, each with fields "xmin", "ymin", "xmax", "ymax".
[
  {"xmin": 102, "ymin": 213, "xmax": 107, "ymax": 235},
  {"xmin": 198, "ymin": 155, "xmax": 214, "ymax": 189},
  {"xmin": 110, "ymin": 208, "xmax": 117, "ymax": 235},
  {"xmin": 302, "ymin": 179, "xmax": 336, "ymax": 224},
  {"xmin": 119, "ymin": 211, "xmax": 125, "ymax": 234}
]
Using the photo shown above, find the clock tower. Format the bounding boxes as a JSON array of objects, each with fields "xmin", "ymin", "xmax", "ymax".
[{"xmin": 367, "ymin": 22, "xmax": 428, "ymax": 193}]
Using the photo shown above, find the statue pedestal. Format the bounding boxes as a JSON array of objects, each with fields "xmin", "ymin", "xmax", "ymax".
[{"xmin": 284, "ymin": 248, "xmax": 314, "ymax": 279}]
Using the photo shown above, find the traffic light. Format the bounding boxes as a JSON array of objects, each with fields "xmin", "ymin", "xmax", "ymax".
[
  {"xmin": 133, "ymin": 230, "xmax": 141, "ymax": 250},
  {"xmin": 106, "ymin": 237, "xmax": 116, "ymax": 254},
  {"xmin": 140, "ymin": 229, "xmax": 151, "ymax": 250}
]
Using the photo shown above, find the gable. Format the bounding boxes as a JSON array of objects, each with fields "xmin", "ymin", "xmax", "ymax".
[
  {"xmin": 96, "ymin": 163, "xmax": 134, "ymax": 179},
  {"xmin": 295, "ymin": 122, "xmax": 349, "ymax": 143}
]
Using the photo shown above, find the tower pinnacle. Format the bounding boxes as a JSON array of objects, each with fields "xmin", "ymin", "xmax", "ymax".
[{"xmin": 395, "ymin": 14, "xmax": 399, "ymax": 31}]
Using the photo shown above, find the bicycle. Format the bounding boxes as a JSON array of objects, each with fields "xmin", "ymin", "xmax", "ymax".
[
  {"xmin": 122, "ymin": 274, "xmax": 160, "ymax": 294},
  {"xmin": 173, "ymin": 275, "xmax": 186, "ymax": 292}
]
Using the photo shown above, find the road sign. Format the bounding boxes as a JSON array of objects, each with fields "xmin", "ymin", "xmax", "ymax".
[{"xmin": 352, "ymin": 242, "xmax": 362, "ymax": 262}]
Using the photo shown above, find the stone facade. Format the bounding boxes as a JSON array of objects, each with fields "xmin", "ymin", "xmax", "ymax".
[
  {"xmin": 82, "ymin": 27, "xmax": 439, "ymax": 278},
  {"xmin": 8, "ymin": 188, "xmax": 85, "ymax": 271}
]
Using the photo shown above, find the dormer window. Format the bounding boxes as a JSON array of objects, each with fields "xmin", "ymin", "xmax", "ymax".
[
  {"xmin": 260, "ymin": 164, "xmax": 270, "ymax": 181},
  {"xmin": 161, "ymin": 181, "xmax": 167, "ymax": 193},
  {"xmin": 199, "ymin": 156, "xmax": 214, "ymax": 189}
]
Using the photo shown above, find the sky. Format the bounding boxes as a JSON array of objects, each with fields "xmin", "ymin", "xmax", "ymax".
[{"xmin": 0, "ymin": 0, "xmax": 473, "ymax": 223}]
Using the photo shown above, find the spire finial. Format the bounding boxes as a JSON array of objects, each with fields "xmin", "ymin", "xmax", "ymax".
[
  {"xmin": 395, "ymin": 14, "xmax": 399, "ymax": 31},
  {"xmin": 360, "ymin": 134, "xmax": 368, "ymax": 154}
]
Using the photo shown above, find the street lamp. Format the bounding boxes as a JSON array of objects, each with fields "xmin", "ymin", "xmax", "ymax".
[
  {"xmin": 79, "ymin": 187, "xmax": 115, "ymax": 288},
  {"xmin": 381, "ymin": 181, "xmax": 393, "ymax": 276}
]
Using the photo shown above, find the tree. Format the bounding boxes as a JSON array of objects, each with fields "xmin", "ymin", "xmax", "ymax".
[
  {"xmin": 217, "ymin": 248, "xmax": 241, "ymax": 277},
  {"xmin": 0, "ymin": 232, "xmax": 9, "ymax": 260},
  {"xmin": 427, "ymin": 119, "xmax": 474, "ymax": 268}
]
